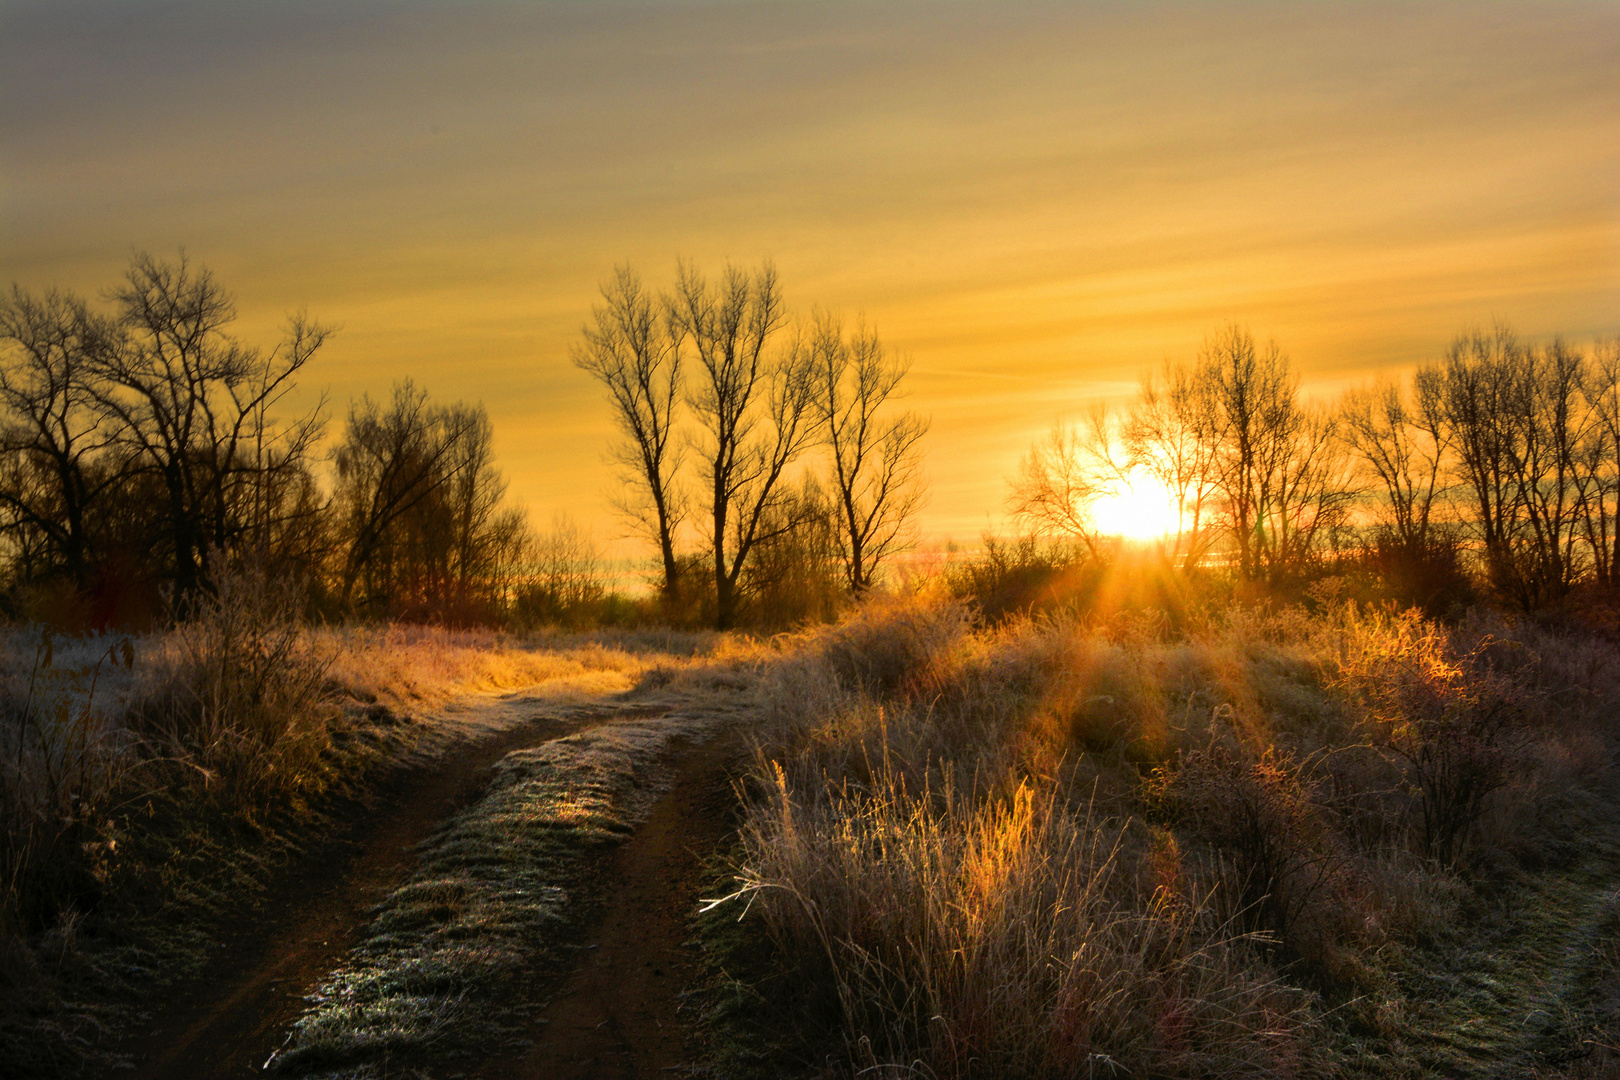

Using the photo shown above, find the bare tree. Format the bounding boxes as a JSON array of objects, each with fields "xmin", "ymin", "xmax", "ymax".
[
  {"xmin": 90, "ymin": 252, "xmax": 328, "ymax": 604},
  {"xmin": 1580, "ymin": 338, "xmax": 1620, "ymax": 585},
  {"xmin": 1008, "ymin": 408, "xmax": 1117, "ymax": 556},
  {"xmin": 670, "ymin": 261, "xmax": 819, "ymax": 629},
  {"xmin": 440, "ymin": 405, "xmax": 525, "ymax": 604},
  {"xmin": 1201, "ymin": 324, "xmax": 1292, "ymax": 580},
  {"xmin": 1124, "ymin": 358, "xmax": 1223, "ymax": 567},
  {"xmin": 1200, "ymin": 325, "xmax": 1352, "ymax": 582},
  {"xmin": 516, "ymin": 512, "xmax": 605, "ymax": 627},
  {"xmin": 1434, "ymin": 326, "xmax": 1593, "ymax": 608},
  {"xmin": 743, "ymin": 472, "xmax": 843, "ymax": 627},
  {"xmin": 1266, "ymin": 403, "xmax": 1357, "ymax": 578},
  {"xmin": 571, "ymin": 266, "xmax": 686, "ymax": 601},
  {"xmin": 1438, "ymin": 326, "xmax": 1528, "ymax": 602},
  {"xmin": 1010, "ymin": 327, "xmax": 1350, "ymax": 583},
  {"xmin": 1508, "ymin": 338, "xmax": 1590, "ymax": 601},
  {"xmin": 0, "ymin": 287, "xmax": 120, "ymax": 590},
  {"xmin": 1339, "ymin": 371, "xmax": 1449, "ymax": 552},
  {"xmin": 807, "ymin": 313, "xmax": 929, "ymax": 592},
  {"xmin": 333, "ymin": 380, "xmax": 477, "ymax": 611}
]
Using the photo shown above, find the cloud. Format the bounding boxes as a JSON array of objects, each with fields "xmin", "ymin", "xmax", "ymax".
[{"xmin": 3, "ymin": 0, "xmax": 1617, "ymax": 545}]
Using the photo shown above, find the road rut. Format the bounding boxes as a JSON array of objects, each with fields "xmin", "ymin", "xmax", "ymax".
[{"xmin": 120, "ymin": 696, "xmax": 656, "ymax": 1079}]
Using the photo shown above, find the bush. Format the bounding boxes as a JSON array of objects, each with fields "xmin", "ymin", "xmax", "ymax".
[
  {"xmin": 1332, "ymin": 610, "xmax": 1535, "ymax": 864},
  {"xmin": 1, "ymin": 629, "xmax": 136, "ymax": 942},
  {"xmin": 1151, "ymin": 742, "xmax": 1354, "ymax": 964},
  {"xmin": 2, "ymin": 559, "xmax": 341, "ymax": 1037},
  {"xmin": 1364, "ymin": 528, "xmax": 1477, "ymax": 619},
  {"xmin": 814, "ymin": 591, "xmax": 974, "ymax": 698},
  {"xmin": 126, "ymin": 564, "xmax": 337, "ymax": 816},
  {"xmin": 940, "ymin": 535, "xmax": 1091, "ymax": 624}
]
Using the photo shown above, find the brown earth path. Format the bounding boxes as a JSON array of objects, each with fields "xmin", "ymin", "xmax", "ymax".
[
  {"xmin": 483, "ymin": 727, "xmax": 745, "ymax": 1080},
  {"xmin": 118, "ymin": 694, "xmax": 660, "ymax": 1080}
]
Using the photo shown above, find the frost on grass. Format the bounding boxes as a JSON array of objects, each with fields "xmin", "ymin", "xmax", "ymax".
[
  {"xmin": 268, "ymin": 707, "xmax": 729, "ymax": 1078},
  {"xmin": 319, "ymin": 624, "xmax": 672, "ymax": 709},
  {"xmin": 715, "ymin": 596, "xmax": 1620, "ymax": 1078}
]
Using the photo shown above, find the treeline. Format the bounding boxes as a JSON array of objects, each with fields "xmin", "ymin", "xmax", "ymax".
[
  {"xmin": 0, "ymin": 254, "xmax": 933, "ymax": 631},
  {"xmin": 1016, "ymin": 323, "xmax": 1620, "ymax": 615},
  {"xmin": 12, "ymin": 252, "xmax": 1611, "ymax": 630},
  {"xmin": 0, "ymin": 254, "xmax": 535, "ymax": 626}
]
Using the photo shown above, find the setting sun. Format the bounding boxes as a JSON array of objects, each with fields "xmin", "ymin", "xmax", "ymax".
[{"xmin": 1089, "ymin": 469, "xmax": 1183, "ymax": 541}]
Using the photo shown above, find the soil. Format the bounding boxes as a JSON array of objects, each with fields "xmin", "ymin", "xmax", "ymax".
[
  {"xmin": 483, "ymin": 728, "xmax": 743, "ymax": 1080},
  {"xmin": 117, "ymin": 698, "xmax": 665, "ymax": 1079}
]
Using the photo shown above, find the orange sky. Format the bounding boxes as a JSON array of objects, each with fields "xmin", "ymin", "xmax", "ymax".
[{"xmin": 3, "ymin": 0, "xmax": 1617, "ymax": 556}]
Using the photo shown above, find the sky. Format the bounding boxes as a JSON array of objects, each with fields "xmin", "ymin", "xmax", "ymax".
[{"xmin": 3, "ymin": 0, "xmax": 1618, "ymax": 556}]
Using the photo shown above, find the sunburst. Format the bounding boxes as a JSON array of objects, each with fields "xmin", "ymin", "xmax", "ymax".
[{"xmin": 1089, "ymin": 469, "xmax": 1182, "ymax": 541}]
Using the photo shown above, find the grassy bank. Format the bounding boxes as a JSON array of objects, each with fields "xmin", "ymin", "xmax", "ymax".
[{"xmin": 709, "ymin": 593, "xmax": 1620, "ymax": 1078}]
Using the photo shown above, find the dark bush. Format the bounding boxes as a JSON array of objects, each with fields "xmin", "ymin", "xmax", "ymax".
[{"xmin": 1152, "ymin": 743, "xmax": 1349, "ymax": 958}]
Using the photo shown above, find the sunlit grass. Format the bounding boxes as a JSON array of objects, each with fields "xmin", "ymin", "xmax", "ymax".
[
  {"xmin": 714, "ymin": 591, "xmax": 1620, "ymax": 1078},
  {"xmin": 318, "ymin": 624, "xmax": 660, "ymax": 707}
]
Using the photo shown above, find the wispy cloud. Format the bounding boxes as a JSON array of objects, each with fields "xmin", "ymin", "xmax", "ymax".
[{"xmin": 3, "ymin": 0, "xmax": 1616, "ymax": 543}]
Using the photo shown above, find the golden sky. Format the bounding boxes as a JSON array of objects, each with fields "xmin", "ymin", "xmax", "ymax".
[{"xmin": 3, "ymin": 0, "xmax": 1618, "ymax": 553}]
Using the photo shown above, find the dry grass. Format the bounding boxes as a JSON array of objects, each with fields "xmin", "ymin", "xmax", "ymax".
[
  {"xmin": 315, "ymin": 623, "xmax": 746, "ymax": 714},
  {"xmin": 734, "ymin": 769, "xmax": 1311, "ymax": 1078},
  {"xmin": 715, "ymin": 589, "xmax": 1620, "ymax": 1077},
  {"xmin": 0, "ymin": 566, "xmax": 363, "ymax": 1077},
  {"xmin": 320, "ymin": 625, "xmax": 660, "ymax": 708},
  {"xmin": 7, "ymin": 573, "xmax": 1617, "ymax": 1077}
]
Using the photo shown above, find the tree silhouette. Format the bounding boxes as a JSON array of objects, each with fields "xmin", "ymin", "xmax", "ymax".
[{"xmin": 807, "ymin": 313, "xmax": 928, "ymax": 592}]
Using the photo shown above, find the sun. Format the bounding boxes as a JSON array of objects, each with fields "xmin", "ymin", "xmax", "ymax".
[{"xmin": 1089, "ymin": 469, "xmax": 1183, "ymax": 541}]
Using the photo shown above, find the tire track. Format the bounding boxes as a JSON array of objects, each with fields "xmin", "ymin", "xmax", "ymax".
[
  {"xmin": 120, "ymin": 697, "xmax": 658, "ymax": 1080},
  {"xmin": 482, "ymin": 727, "xmax": 743, "ymax": 1079}
]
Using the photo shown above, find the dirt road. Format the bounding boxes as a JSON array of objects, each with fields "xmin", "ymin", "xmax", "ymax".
[
  {"xmin": 483, "ymin": 731, "xmax": 740, "ymax": 1079},
  {"xmin": 116, "ymin": 688, "xmax": 743, "ymax": 1079}
]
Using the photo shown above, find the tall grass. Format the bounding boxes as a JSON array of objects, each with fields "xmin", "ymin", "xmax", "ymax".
[
  {"xmin": 725, "ymin": 589, "xmax": 1617, "ymax": 1076},
  {"xmin": 127, "ymin": 566, "xmax": 338, "ymax": 816},
  {"xmin": 1329, "ymin": 604, "xmax": 1615, "ymax": 868},
  {"xmin": 319, "ymin": 622, "xmax": 665, "ymax": 708},
  {"xmin": 1, "ymin": 629, "xmax": 137, "ymax": 953},
  {"xmin": 737, "ymin": 766, "xmax": 1309, "ymax": 1078},
  {"xmin": 0, "ymin": 569, "xmax": 688, "ymax": 958},
  {"xmin": 1, "ymin": 566, "xmax": 342, "ymax": 1003}
]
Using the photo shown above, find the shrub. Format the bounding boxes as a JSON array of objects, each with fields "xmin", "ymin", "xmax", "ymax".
[
  {"xmin": 940, "ymin": 535, "xmax": 1092, "ymax": 624},
  {"xmin": 126, "ymin": 564, "xmax": 337, "ymax": 816},
  {"xmin": 1, "ymin": 564, "xmax": 344, "ymax": 1021},
  {"xmin": 1363, "ymin": 527, "xmax": 1477, "ymax": 619},
  {"xmin": 1333, "ymin": 610, "xmax": 1534, "ymax": 864},
  {"xmin": 1151, "ymin": 742, "xmax": 1353, "ymax": 963},
  {"xmin": 1, "ymin": 630, "xmax": 135, "ymax": 941},
  {"xmin": 811, "ymin": 591, "xmax": 974, "ymax": 699}
]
